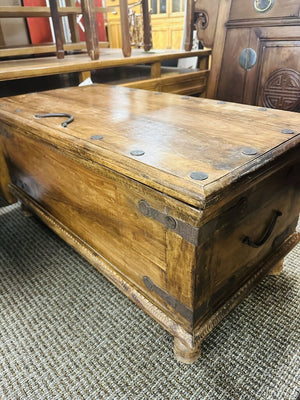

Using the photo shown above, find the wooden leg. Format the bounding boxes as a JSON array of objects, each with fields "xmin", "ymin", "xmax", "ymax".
[
  {"xmin": 21, "ymin": 203, "xmax": 33, "ymax": 217},
  {"xmin": 269, "ymin": 260, "xmax": 284, "ymax": 276},
  {"xmin": 184, "ymin": 0, "xmax": 194, "ymax": 51},
  {"xmin": 66, "ymin": 0, "xmax": 80, "ymax": 44},
  {"xmin": 119, "ymin": 0, "xmax": 131, "ymax": 57},
  {"xmin": 49, "ymin": 0, "xmax": 65, "ymax": 59},
  {"xmin": 78, "ymin": 70, "xmax": 92, "ymax": 83},
  {"xmin": 0, "ymin": 143, "xmax": 16, "ymax": 204},
  {"xmin": 151, "ymin": 61, "xmax": 161, "ymax": 78},
  {"xmin": 81, "ymin": 0, "xmax": 100, "ymax": 60},
  {"xmin": 142, "ymin": 0, "xmax": 152, "ymax": 51},
  {"xmin": 173, "ymin": 337, "xmax": 201, "ymax": 364}
]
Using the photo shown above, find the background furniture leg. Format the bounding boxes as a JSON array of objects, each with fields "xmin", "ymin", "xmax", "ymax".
[
  {"xmin": 184, "ymin": 0, "xmax": 194, "ymax": 51},
  {"xmin": 49, "ymin": 0, "xmax": 65, "ymax": 59},
  {"xmin": 78, "ymin": 70, "xmax": 92, "ymax": 83},
  {"xmin": 141, "ymin": 0, "xmax": 152, "ymax": 51},
  {"xmin": 81, "ymin": 0, "xmax": 100, "ymax": 60},
  {"xmin": 119, "ymin": 0, "xmax": 131, "ymax": 57}
]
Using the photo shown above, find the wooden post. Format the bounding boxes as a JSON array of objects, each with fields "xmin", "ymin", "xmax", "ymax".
[
  {"xmin": 151, "ymin": 61, "xmax": 161, "ymax": 78},
  {"xmin": 141, "ymin": 0, "xmax": 152, "ymax": 52},
  {"xmin": 81, "ymin": 0, "xmax": 100, "ymax": 60},
  {"xmin": 206, "ymin": 0, "xmax": 232, "ymax": 99},
  {"xmin": 119, "ymin": 0, "xmax": 131, "ymax": 57},
  {"xmin": 78, "ymin": 70, "xmax": 92, "ymax": 83},
  {"xmin": 49, "ymin": 0, "xmax": 65, "ymax": 59},
  {"xmin": 66, "ymin": 0, "xmax": 80, "ymax": 44},
  {"xmin": 0, "ymin": 22, "xmax": 4, "ymax": 46},
  {"xmin": 184, "ymin": 0, "xmax": 194, "ymax": 51}
]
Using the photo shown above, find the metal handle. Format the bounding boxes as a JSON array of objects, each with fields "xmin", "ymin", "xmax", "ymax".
[
  {"xmin": 242, "ymin": 210, "xmax": 282, "ymax": 248},
  {"xmin": 34, "ymin": 113, "xmax": 74, "ymax": 128}
]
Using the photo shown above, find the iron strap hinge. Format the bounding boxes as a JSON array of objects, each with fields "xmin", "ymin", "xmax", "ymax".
[{"xmin": 138, "ymin": 200, "xmax": 200, "ymax": 246}]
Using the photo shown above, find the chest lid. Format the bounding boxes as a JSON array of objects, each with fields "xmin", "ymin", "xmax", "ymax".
[{"xmin": 0, "ymin": 84, "xmax": 299, "ymax": 209}]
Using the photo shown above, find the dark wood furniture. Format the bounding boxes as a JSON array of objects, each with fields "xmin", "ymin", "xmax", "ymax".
[
  {"xmin": 185, "ymin": 0, "xmax": 300, "ymax": 110},
  {"xmin": 0, "ymin": 85, "xmax": 299, "ymax": 363}
]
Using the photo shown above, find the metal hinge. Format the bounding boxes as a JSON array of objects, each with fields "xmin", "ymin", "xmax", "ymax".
[{"xmin": 138, "ymin": 200, "xmax": 199, "ymax": 246}]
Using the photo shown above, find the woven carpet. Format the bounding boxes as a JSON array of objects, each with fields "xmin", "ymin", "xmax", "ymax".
[{"xmin": 0, "ymin": 202, "xmax": 299, "ymax": 400}]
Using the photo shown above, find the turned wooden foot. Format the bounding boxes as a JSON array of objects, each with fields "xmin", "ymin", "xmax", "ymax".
[
  {"xmin": 21, "ymin": 203, "xmax": 33, "ymax": 217},
  {"xmin": 269, "ymin": 260, "xmax": 284, "ymax": 276},
  {"xmin": 173, "ymin": 337, "xmax": 201, "ymax": 364}
]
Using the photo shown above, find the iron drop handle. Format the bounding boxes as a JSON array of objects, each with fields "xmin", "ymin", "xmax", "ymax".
[
  {"xmin": 34, "ymin": 113, "xmax": 74, "ymax": 127},
  {"xmin": 242, "ymin": 210, "xmax": 282, "ymax": 248}
]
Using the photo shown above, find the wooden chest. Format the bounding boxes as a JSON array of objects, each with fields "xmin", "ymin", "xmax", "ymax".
[{"xmin": 0, "ymin": 85, "xmax": 299, "ymax": 363}]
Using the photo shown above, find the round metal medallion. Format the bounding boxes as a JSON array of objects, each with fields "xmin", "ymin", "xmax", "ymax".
[
  {"xmin": 239, "ymin": 48, "xmax": 257, "ymax": 71},
  {"xmin": 254, "ymin": 0, "xmax": 274, "ymax": 13}
]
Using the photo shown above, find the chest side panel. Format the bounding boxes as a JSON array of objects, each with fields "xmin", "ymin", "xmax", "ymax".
[
  {"xmin": 2, "ymin": 127, "xmax": 201, "ymax": 330},
  {"xmin": 195, "ymin": 147, "xmax": 300, "ymax": 326}
]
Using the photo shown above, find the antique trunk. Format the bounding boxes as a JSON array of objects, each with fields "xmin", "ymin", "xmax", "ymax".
[{"xmin": 0, "ymin": 85, "xmax": 299, "ymax": 363}]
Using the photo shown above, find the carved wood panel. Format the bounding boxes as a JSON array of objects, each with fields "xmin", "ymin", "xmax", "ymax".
[{"xmin": 262, "ymin": 69, "xmax": 300, "ymax": 111}]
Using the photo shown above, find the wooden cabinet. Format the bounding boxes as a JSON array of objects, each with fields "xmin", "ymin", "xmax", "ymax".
[{"xmin": 189, "ymin": 0, "xmax": 300, "ymax": 110}]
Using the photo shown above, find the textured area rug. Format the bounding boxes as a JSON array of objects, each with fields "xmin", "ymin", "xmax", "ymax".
[{"xmin": 0, "ymin": 203, "xmax": 299, "ymax": 400}]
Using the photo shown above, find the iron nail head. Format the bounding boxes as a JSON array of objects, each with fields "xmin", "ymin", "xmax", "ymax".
[
  {"xmin": 242, "ymin": 147, "xmax": 259, "ymax": 156},
  {"xmin": 190, "ymin": 171, "xmax": 209, "ymax": 181},
  {"xmin": 280, "ymin": 129, "xmax": 295, "ymax": 135},
  {"xmin": 131, "ymin": 150, "xmax": 145, "ymax": 156},
  {"xmin": 91, "ymin": 135, "xmax": 104, "ymax": 140}
]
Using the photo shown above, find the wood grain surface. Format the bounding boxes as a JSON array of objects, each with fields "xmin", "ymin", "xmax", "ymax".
[
  {"xmin": 0, "ymin": 49, "xmax": 210, "ymax": 82},
  {"xmin": 0, "ymin": 85, "xmax": 299, "ymax": 363},
  {"xmin": 0, "ymin": 85, "xmax": 299, "ymax": 207}
]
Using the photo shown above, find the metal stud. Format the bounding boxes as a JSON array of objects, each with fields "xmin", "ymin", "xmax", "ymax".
[
  {"xmin": 154, "ymin": 92, "xmax": 162, "ymax": 95},
  {"xmin": 258, "ymin": 107, "xmax": 267, "ymax": 111},
  {"xmin": 217, "ymin": 101, "xmax": 226, "ymax": 105},
  {"xmin": 90, "ymin": 135, "xmax": 103, "ymax": 140},
  {"xmin": 242, "ymin": 147, "xmax": 259, "ymax": 156},
  {"xmin": 280, "ymin": 128, "xmax": 295, "ymax": 134},
  {"xmin": 15, "ymin": 109, "xmax": 23, "ymax": 113},
  {"xmin": 165, "ymin": 215, "xmax": 177, "ymax": 230},
  {"xmin": 138, "ymin": 200, "xmax": 151, "ymax": 216},
  {"xmin": 190, "ymin": 171, "xmax": 208, "ymax": 181},
  {"xmin": 130, "ymin": 150, "xmax": 145, "ymax": 156}
]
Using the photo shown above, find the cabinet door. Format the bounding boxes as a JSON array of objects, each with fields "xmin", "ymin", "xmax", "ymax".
[
  {"xmin": 217, "ymin": 26, "xmax": 300, "ymax": 110},
  {"xmin": 256, "ymin": 40, "xmax": 300, "ymax": 111}
]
